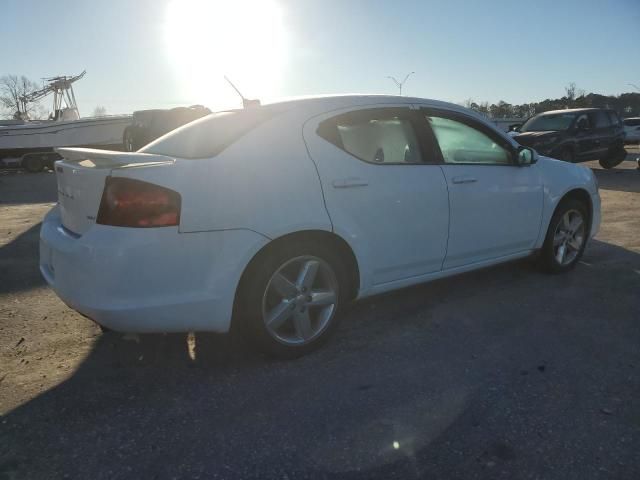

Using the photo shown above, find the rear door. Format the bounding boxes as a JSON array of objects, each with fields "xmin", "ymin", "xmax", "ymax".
[
  {"xmin": 573, "ymin": 113, "xmax": 597, "ymax": 160},
  {"xmin": 587, "ymin": 111, "xmax": 613, "ymax": 159},
  {"xmin": 303, "ymin": 106, "xmax": 449, "ymax": 287},
  {"xmin": 419, "ymin": 108, "xmax": 543, "ymax": 269}
]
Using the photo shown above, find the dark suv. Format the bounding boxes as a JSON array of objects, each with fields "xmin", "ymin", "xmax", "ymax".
[{"xmin": 512, "ymin": 108, "xmax": 626, "ymax": 169}]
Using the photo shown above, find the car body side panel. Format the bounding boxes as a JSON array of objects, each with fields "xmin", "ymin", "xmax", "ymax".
[
  {"xmin": 112, "ymin": 113, "xmax": 333, "ymax": 238},
  {"xmin": 40, "ymin": 206, "xmax": 269, "ymax": 332},
  {"xmin": 533, "ymin": 156, "xmax": 599, "ymax": 248},
  {"xmin": 302, "ymin": 104, "xmax": 450, "ymax": 293}
]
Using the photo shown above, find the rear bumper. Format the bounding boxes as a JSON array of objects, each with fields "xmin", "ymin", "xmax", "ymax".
[{"xmin": 39, "ymin": 206, "xmax": 268, "ymax": 333}]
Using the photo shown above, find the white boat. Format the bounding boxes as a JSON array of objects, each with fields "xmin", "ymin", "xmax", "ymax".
[
  {"xmin": 0, "ymin": 71, "xmax": 131, "ymax": 172},
  {"xmin": 0, "ymin": 115, "xmax": 132, "ymax": 151}
]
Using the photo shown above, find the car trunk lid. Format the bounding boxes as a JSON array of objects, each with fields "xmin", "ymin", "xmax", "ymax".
[{"xmin": 54, "ymin": 147, "xmax": 174, "ymax": 235}]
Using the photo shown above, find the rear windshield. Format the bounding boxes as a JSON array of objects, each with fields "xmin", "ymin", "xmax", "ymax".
[
  {"xmin": 520, "ymin": 113, "xmax": 576, "ymax": 132},
  {"xmin": 624, "ymin": 118, "xmax": 640, "ymax": 127},
  {"xmin": 140, "ymin": 108, "xmax": 275, "ymax": 159}
]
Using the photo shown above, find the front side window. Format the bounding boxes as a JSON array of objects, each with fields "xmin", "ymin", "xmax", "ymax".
[
  {"xmin": 521, "ymin": 113, "xmax": 576, "ymax": 132},
  {"xmin": 576, "ymin": 114, "xmax": 591, "ymax": 129},
  {"xmin": 426, "ymin": 115, "xmax": 511, "ymax": 165},
  {"xmin": 317, "ymin": 109, "xmax": 422, "ymax": 164},
  {"xmin": 591, "ymin": 111, "xmax": 610, "ymax": 128}
]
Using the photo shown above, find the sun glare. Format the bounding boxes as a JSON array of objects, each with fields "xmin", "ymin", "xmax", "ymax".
[{"xmin": 165, "ymin": 0, "xmax": 286, "ymax": 109}]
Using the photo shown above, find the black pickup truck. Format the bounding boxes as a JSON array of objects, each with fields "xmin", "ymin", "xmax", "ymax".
[
  {"xmin": 511, "ymin": 108, "xmax": 626, "ymax": 169},
  {"xmin": 123, "ymin": 105, "xmax": 211, "ymax": 152}
]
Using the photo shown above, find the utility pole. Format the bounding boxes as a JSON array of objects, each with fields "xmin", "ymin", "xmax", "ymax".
[{"xmin": 386, "ymin": 72, "xmax": 415, "ymax": 96}]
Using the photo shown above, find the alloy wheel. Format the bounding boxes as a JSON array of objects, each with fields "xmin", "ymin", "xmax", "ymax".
[
  {"xmin": 262, "ymin": 256, "xmax": 338, "ymax": 346},
  {"xmin": 553, "ymin": 209, "xmax": 586, "ymax": 266}
]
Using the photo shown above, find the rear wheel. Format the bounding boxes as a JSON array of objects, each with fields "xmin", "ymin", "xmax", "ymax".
[
  {"xmin": 599, "ymin": 144, "xmax": 626, "ymax": 169},
  {"xmin": 236, "ymin": 240, "xmax": 348, "ymax": 358},
  {"xmin": 539, "ymin": 198, "xmax": 589, "ymax": 273}
]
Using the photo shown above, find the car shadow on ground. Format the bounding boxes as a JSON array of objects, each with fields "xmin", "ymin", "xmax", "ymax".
[
  {"xmin": 0, "ymin": 171, "xmax": 57, "ymax": 205},
  {"xmin": 0, "ymin": 222, "xmax": 45, "ymax": 295},
  {"xmin": 2, "ymin": 240, "xmax": 640, "ymax": 479},
  {"xmin": 592, "ymin": 166, "xmax": 639, "ymax": 194}
]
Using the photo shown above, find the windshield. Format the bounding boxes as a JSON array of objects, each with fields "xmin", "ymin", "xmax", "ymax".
[
  {"xmin": 520, "ymin": 113, "xmax": 576, "ymax": 132},
  {"xmin": 140, "ymin": 108, "xmax": 276, "ymax": 159}
]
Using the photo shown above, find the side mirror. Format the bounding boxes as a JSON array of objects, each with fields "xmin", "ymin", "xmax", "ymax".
[
  {"xmin": 517, "ymin": 146, "xmax": 538, "ymax": 166},
  {"xmin": 509, "ymin": 123, "xmax": 522, "ymax": 132}
]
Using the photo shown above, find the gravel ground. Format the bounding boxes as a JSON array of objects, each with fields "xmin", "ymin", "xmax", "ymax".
[{"xmin": 0, "ymin": 159, "xmax": 639, "ymax": 480}]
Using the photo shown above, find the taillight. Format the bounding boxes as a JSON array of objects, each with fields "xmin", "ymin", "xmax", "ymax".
[{"xmin": 97, "ymin": 177, "xmax": 181, "ymax": 228}]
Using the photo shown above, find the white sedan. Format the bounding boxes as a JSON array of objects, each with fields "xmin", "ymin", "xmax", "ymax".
[{"xmin": 40, "ymin": 95, "xmax": 601, "ymax": 357}]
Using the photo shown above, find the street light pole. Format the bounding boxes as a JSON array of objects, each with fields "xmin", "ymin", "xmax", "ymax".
[
  {"xmin": 627, "ymin": 84, "xmax": 640, "ymax": 168},
  {"xmin": 386, "ymin": 72, "xmax": 415, "ymax": 96}
]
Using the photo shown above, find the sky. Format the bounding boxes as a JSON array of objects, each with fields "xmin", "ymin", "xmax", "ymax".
[{"xmin": 3, "ymin": 0, "xmax": 640, "ymax": 116}]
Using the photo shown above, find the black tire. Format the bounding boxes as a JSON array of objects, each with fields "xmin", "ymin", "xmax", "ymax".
[
  {"xmin": 560, "ymin": 147, "xmax": 574, "ymax": 163},
  {"xmin": 235, "ymin": 239, "xmax": 349, "ymax": 359},
  {"xmin": 539, "ymin": 198, "xmax": 589, "ymax": 273},
  {"xmin": 599, "ymin": 144, "xmax": 626, "ymax": 169},
  {"xmin": 22, "ymin": 154, "xmax": 45, "ymax": 173}
]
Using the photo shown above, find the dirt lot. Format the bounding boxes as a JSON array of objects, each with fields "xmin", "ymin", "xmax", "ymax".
[{"xmin": 1, "ymin": 159, "xmax": 639, "ymax": 479}]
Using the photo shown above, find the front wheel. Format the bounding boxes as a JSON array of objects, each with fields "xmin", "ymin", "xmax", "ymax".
[
  {"xmin": 539, "ymin": 199, "xmax": 589, "ymax": 273},
  {"xmin": 236, "ymin": 241, "xmax": 347, "ymax": 358}
]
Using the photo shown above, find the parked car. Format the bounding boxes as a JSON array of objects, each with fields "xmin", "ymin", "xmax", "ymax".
[
  {"xmin": 623, "ymin": 117, "xmax": 640, "ymax": 144},
  {"xmin": 40, "ymin": 95, "xmax": 600, "ymax": 358},
  {"xmin": 511, "ymin": 108, "xmax": 626, "ymax": 169},
  {"xmin": 123, "ymin": 105, "xmax": 211, "ymax": 151}
]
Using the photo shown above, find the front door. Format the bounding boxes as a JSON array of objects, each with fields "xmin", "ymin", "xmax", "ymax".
[
  {"xmin": 303, "ymin": 106, "xmax": 449, "ymax": 287},
  {"xmin": 419, "ymin": 109, "xmax": 544, "ymax": 269}
]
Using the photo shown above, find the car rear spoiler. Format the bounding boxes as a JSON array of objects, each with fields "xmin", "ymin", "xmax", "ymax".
[{"xmin": 55, "ymin": 147, "xmax": 175, "ymax": 167}]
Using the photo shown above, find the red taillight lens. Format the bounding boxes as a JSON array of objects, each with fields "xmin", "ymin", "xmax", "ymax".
[{"xmin": 97, "ymin": 177, "xmax": 181, "ymax": 228}]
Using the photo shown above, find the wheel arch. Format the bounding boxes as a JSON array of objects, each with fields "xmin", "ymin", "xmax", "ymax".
[
  {"xmin": 544, "ymin": 187, "xmax": 593, "ymax": 242},
  {"xmin": 232, "ymin": 230, "xmax": 361, "ymax": 324},
  {"xmin": 559, "ymin": 188, "xmax": 592, "ymax": 223}
]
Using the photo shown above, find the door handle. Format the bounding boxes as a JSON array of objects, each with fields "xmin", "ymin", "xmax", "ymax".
[
  {"xmin": 451, "ymin": 175, "xmax": 477, "ymax": 184},
  {"xmin": 332, "ymin": 177, "xmax": 369, "ymax": 188}
]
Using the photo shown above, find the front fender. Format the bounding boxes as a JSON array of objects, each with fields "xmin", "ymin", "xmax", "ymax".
[{"xmin": 534, "ymin": 156, "xmax": 598, "ymax": 248}]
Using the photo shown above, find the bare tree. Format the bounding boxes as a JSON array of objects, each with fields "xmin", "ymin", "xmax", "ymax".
[
  {"xmin": 565, "ymin": 82, "xmax": 577, "ymax": 105},
  {"xmin": 92, "ymin": 105, "xmax": 107, "ymax": 117},
  {"xmin": 0, "ymin": 75, "xmax": 43, "ymax": 119}
]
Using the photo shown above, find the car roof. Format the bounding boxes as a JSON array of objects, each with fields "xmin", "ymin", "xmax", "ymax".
[
  {"xmin": 252, "ymin": 94, "xmax": 496, "ymax": 128},
  {"xmin": 259, "ymin": 93, "xmax": 473, "ymax": 115},
  {"xmin": 537, "ymin": 107, "xmax": 609, "ymax": 115}
]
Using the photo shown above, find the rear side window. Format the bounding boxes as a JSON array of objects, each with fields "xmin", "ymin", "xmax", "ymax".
[
  {"xmin": 592, "ymin": 111, "xmax": 611, "ymax": 128},
  {"xmin": 607, "ymin": 111, "xmax": 621, "ymax": 126},
  {"xmin": 317, "ymin": 109, "xmax": 422, "ymax": 164},
  {"xmin": 140, "ymin": 109, "xmax": 275, "ymax": 159}
]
